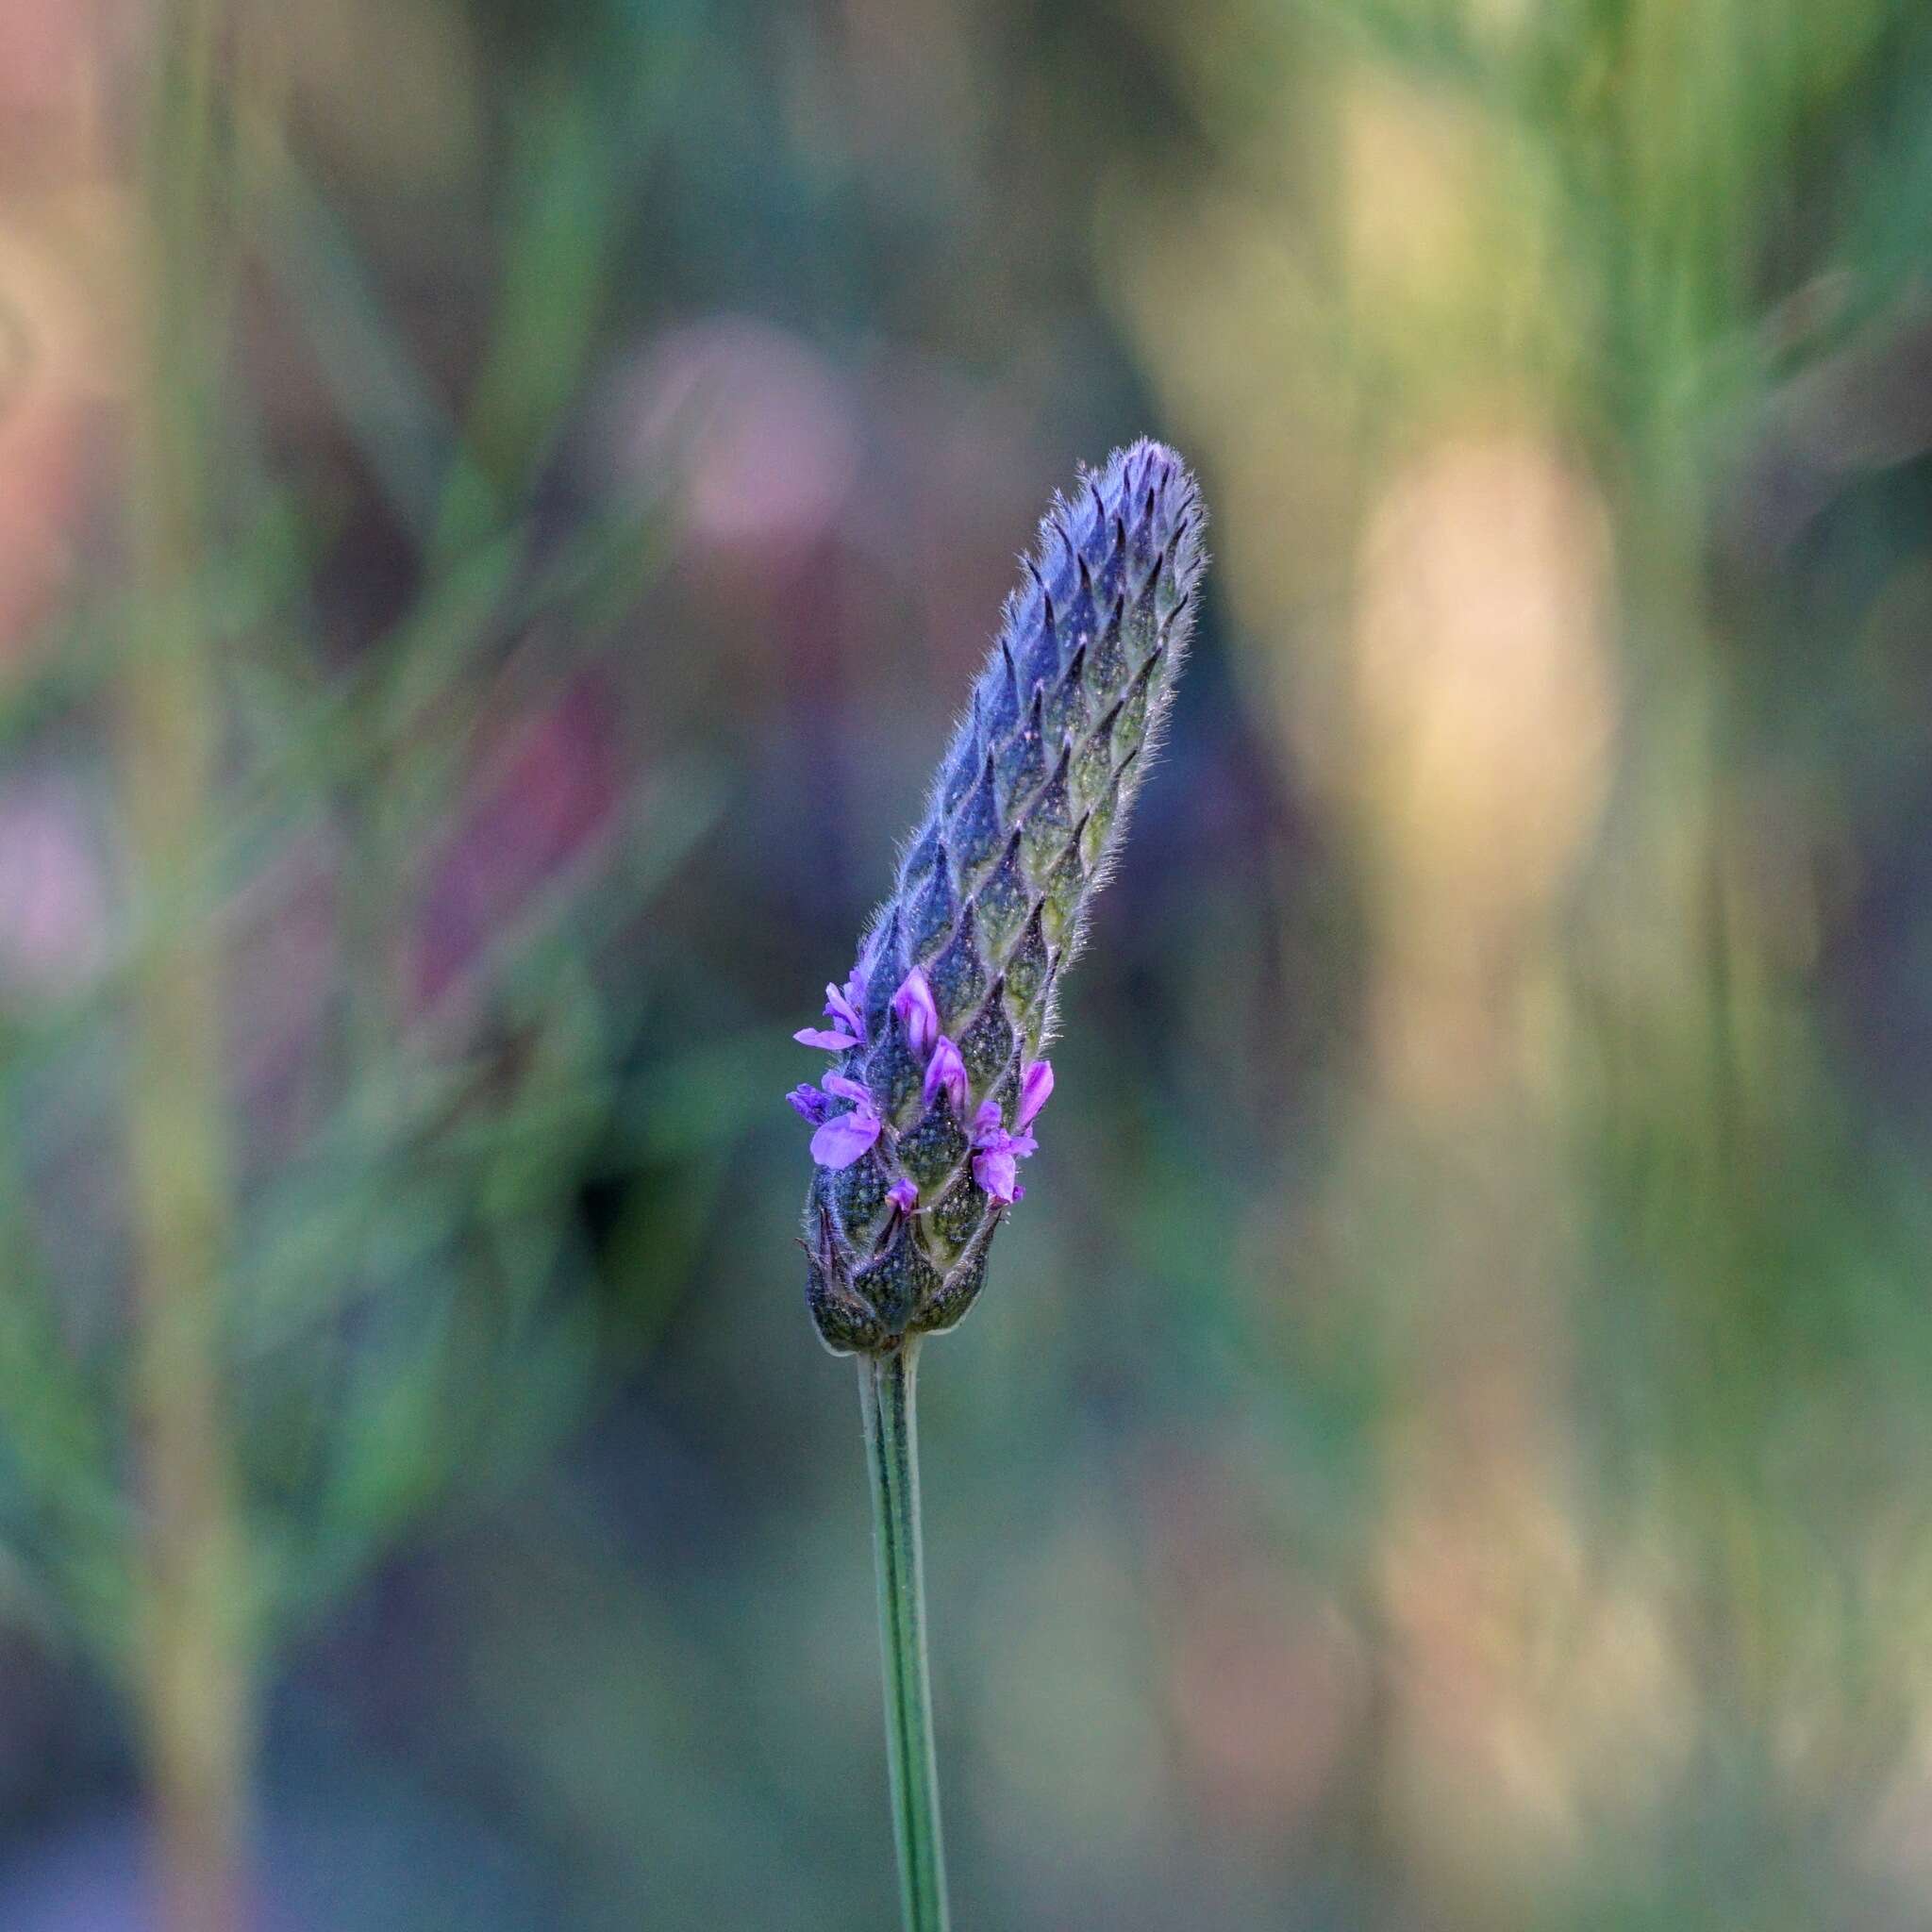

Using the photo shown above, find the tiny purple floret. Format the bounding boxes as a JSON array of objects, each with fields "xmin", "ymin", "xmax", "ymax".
[
  {"xmin": 788, "ymin": 1083, "xmax": 832, "ymax": 1124},
  {"xmin": 1017, "ymin": 1058, "xmax": 1054, "ymax": 1130},
  {"xmin": 824, "ymin": 975, "xmax": 868, "ymax": 1044},
  {"xmin": 810, "ymin": 1073, "xmax": 882, "ymax": 1170},
  {"xmin": 891, "ymin": 967, "xmax": 941, "ymax": 1059},
  {"xmin": 923, "ymin": 1036, "xmax": 968, "ymax": 1116},
  {"xmin": 794, "ymin": 966, "xmax": 871, "ymax": 1053},
  {"xmin": 970, "ymin": 1096, "xmax": 1039, "ymax": 1205},
  {"xmin": 887, "ymin": 1177, "xmax": 919, "ymax": 1215}
]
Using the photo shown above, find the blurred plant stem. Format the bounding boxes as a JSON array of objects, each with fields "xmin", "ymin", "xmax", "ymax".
[
  {"xmin": 122, "ymin": 2, "xmax": 254, "ymax": 1928},
  {"xmin": 859, "ymin": 1342, "xmax": 950, "ymax": 1932}
]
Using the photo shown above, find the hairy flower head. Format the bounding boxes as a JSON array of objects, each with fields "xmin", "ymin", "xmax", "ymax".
[{"xmin": 791, "ymin": 440, "xmax": 1207, "ymax": 1355}]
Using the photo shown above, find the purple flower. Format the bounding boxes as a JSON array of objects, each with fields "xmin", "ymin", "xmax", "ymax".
[
  {"xmin": 809, "ymin": 1072, "xmax": 882, "ymax": 1170},
  {"xmin": 826, "ymin": 974, "xmax": 868, "ymax": 1041},
  {"xmin": 891, "ymin": 967, "xmax": 941, "ymax": 1058},
  {"xmin": 787, "ymin": 1084, "xmax": 832, "ymax": 1124},
  {"xmin": 1016, "ymin": 1058, "xmax": 1054, "ymax": 1131},
  {"xmin": 970, "ymin": 1097, "xmax": 1039, "ymax": 1206},
  {"xmin": 922, "ymin": 1036, "xmax": 968, "ymax": 1115},
  {"xmin": 794, "ymin": 971, "xmax": 869, "ymax": 1052},
  {"xmin": 887, "ymin": 1177, "xmax": 919, "ymax": 1216}
]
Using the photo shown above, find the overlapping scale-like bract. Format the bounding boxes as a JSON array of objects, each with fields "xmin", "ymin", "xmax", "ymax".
[{"xmin": 798, "ymin": 440, "xmax": 1207, "ymax": 1355}]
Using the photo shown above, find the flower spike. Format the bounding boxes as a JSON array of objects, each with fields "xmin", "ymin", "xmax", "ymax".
[{"xmin": 791, "ymin": 441, "xmax": 1207, "ymax": 1353}]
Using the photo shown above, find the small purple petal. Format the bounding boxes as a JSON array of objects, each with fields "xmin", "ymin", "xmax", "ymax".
[
  {"xmin": 887, "ymin": 1177, "xmax": 919, "ymax": 1214},
  {"xmin": 923, "ymin": 1036, "xmax": 968, "ymax": 1115},
  {"xmin": 825, "ymin": 978, "xmax": 867, "ymax": 1043},
  {"xmin": 795, "ymin": 1026, "xmax": 859, "ymax": 1051},
  {"xmin": 969, "ymin": 1092, "xmax": 1037, "ymax": 1202},
  {"xmin": 823, "ymin": 1072, "xmax": 873, "ymax": 1107},
  {"xmin": 812, "ymin": 1108, "xmax": 882, "ymax": 1170},
  {"xmin": 974, "ymin": 1146, "xmax": 1022, "ymax": 1203},
  {"xmin": 1017, "ymin": 1059, "xmax": 1055, "ymax": 1130},
  {"xmin": 787, "ymin": 1084, "xmax": 831, "ymax": 1124},
  {"xmin": 891, "ymin": 967, "xmax": 941, "ymax": 1059}
]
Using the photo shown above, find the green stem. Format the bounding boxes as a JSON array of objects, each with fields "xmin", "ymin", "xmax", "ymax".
[{"xmin": 859, "ymin": 1341, "xmax": 951, "ymax": 1932}]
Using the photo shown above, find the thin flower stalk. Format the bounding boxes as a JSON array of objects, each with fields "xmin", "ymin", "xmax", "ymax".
[{"xmin": 861, "ymin": 1341, "xmax": 947, "ymax": 1932}]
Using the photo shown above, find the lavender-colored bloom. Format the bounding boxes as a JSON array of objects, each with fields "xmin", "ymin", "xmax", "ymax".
[
  {"xmin": 970, "ymin": 1098, "xmax": 1038, "ymax": 1205},
  {"xmin": 794, "ymin": 972, "xmax": 869, "ymax": 1050},
  {"xmin": 825, "ymin": 975, "xmax": 868, "ymax": 1043},
  {"xmin": 788, "ymin": 1083, "xmax": 833, "ymax": 1124},
  {"xmin": 1016, "ymin": 1058, "xmax": 1054, "ymax": 1131},
  {"xmin": 798, "ymin": 441, "xmax": 1206, "ymax": 1356},
  {"xmin": 922, "ymin": 1036, "xmax": 968, "ymax": 1115},
  {"xmin": 810, "ymin": 1073, "xmax": 882, "ymax": 1170},
  {"xmin": 891, "ymin": 966, "xmax": 941, "ymax": 1059}
]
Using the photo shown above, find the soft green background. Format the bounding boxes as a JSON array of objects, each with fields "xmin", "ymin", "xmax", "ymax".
[{"xmin": 4, "ymin": 0, "xmax": 1932, "ymax": 1925}]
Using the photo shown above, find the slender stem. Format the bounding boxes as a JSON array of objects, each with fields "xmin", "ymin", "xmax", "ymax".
[{"xmin": 859, "ymin": 1341, "xmax": 951, "ymax": 1932}]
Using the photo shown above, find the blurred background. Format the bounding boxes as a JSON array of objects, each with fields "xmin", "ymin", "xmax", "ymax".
[{"xmin": 6, "ymin": 0, "xmax": 1932, "ymax": 1925}]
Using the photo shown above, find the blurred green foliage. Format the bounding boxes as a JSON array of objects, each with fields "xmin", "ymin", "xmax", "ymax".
[{"xmin": 2, "ymin": 0, "xmax": 1932, "ymax": 1927}]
